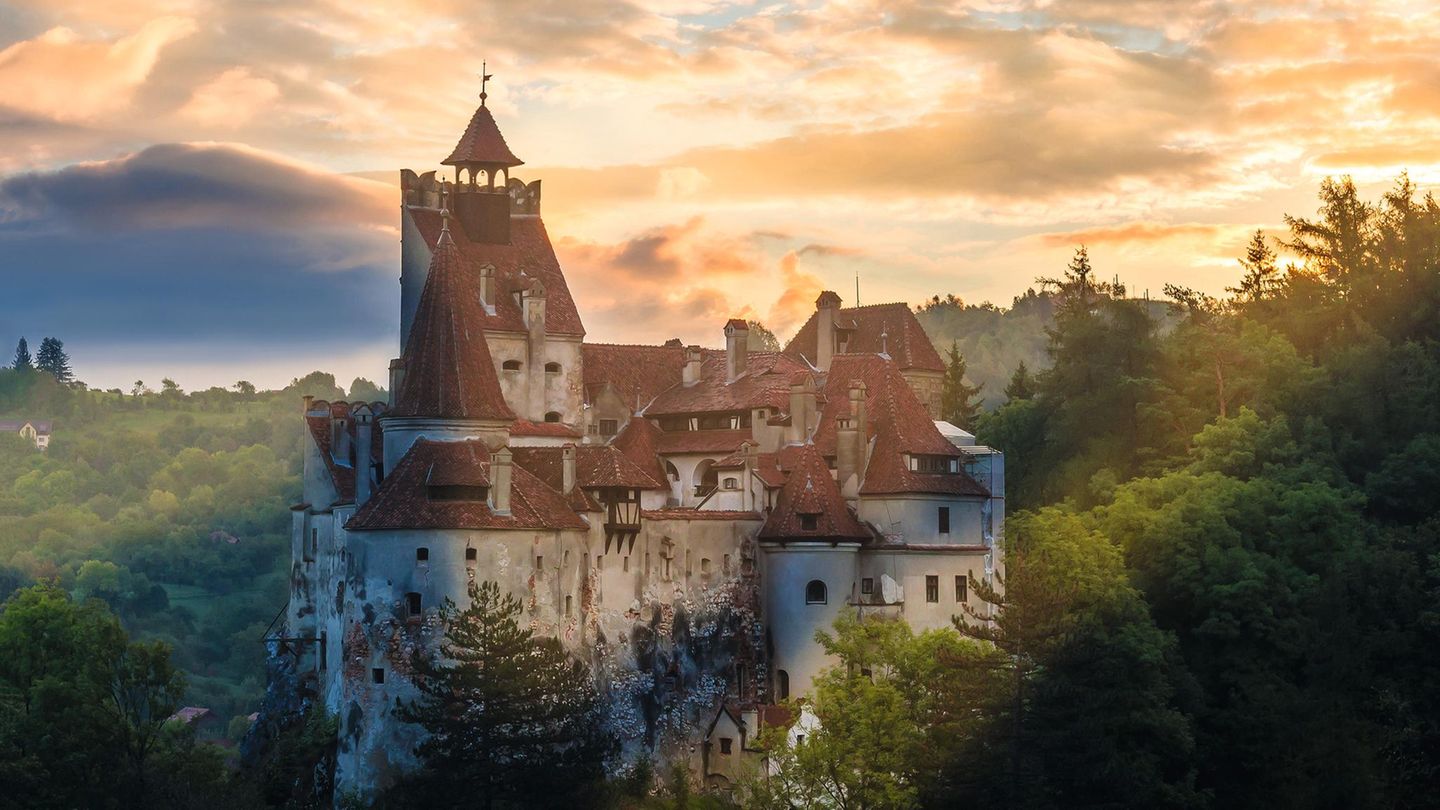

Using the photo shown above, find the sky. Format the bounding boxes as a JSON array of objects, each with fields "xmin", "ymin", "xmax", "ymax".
[{"xmin": 1, "ymin": 0, "xmax": 1438, "ymax": 392}]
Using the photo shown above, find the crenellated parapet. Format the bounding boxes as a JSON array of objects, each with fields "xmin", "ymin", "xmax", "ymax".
[{"xmin": 400, "ymin": 169, "xmax": 542, "ymax": 216}]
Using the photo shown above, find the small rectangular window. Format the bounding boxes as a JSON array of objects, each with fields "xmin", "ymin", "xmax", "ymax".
[
  {"xmin": 319, "ymin": 632, "xmax": 327, "ymax": 671},
  {"xmin": 720, "ymin": 738, "xmax": 733, "ymax": 755},
  {"xmin": 861, "ymin": 577, "xmax": 874, "ymax": 595},
  {"xmin": 623, "ymin": 556, "xmax": 630, "ymax": 572},
  {"xmin": 535, "ymin": 555, "xmax": 543, "ymax": 570},
  {"xmin": 565, "ymin": 595, "xmax": 573, "ymax": 616},
  {"xmin": 926, "ymin": 575, "xmax": 939, "ymax": 603},
  {"xmin": 938, "ymin": 507, "xmax": 951, "ymax": 535},
  {"xmin": 466, "ymin": 547, "xmax": 477, "ymax": 564},
  {"xmin": 724, "ymin": 554, "xmax": 731, "ymax": 574},
  {"xmin": 800, "ymin": 514, "xmax": 818, "ymax": 531},
  {"xmin": 599, "ymin": 418, "xmax": 618, "ymax": 436},
  {"xmin": 955, "ymin": 574, "xmax": 968, "ymax": 602},
  {"xmin": 596, "ymin": 555, "xmax": 603, "ymax": 571},
  {"xmin": 371, "ymin": 668, "xmax": 385, "ymax": 684},
  {"xmin": 701, "ymin": 558, "xmax": 711, "ymax": 575},
  {"xmin": 416, "ymin": 547, "xmax": 429, "ymax": 563},
  {"xmin": 407, "ymin": 592, "xmax": 422, "ymax": 616}
]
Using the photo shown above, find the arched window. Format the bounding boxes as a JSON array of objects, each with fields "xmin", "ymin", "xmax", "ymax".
[
  {"xmin": 544, "ymin": 362, "xmax": 561, "ymax": 373},
  {"xmin": 544, "ymin": 411, "xmax": 562, "ymax": 423},
  {"xmin": 805, "ymin": 579, "xmax": 827, "ymax": 605},
  {"xmin": 777, "ymin": 669, "xmax": 790, "ymax": 700},
  {"xmin": 502, "ymin": 359, "xmax": 522, "ymax": 371},
  {"xmin": 664, "ymin": 460, "xmax": 680, "ymax": 482}
]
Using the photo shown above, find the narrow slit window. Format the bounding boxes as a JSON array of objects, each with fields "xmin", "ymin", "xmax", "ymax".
[
  {"xmin": 938, "ymin": 506, "xmax": 951, "ymax": 535},
  {"xmin": 406, "ymin": 592, "xmax": 423, "ymax": 616}
]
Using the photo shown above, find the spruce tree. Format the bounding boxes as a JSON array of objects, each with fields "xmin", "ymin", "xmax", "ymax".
[
  {"xmin": 941, "ymin": 341, "xmax": 984, "ymax": 430},
  {"xmin": 35, "ymin": 337, "xmax": 72, "ymax": 383},
  {"xmin": 12, "ymin": 337, "xmax": 32, "ymax": 370},
  {"xmin": 394, "ymin": 580, "xmax": 610, "ymax": 809},
  {"xmin": 1003, "ymin": 361, "xmax": 1036, "ymax": 402}
]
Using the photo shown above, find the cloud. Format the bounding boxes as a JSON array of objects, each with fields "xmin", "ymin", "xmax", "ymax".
[
  {"xmin": 0, "ymin": 142, "xmax": 392, "ymax": 235},
  {"xmin": 0, "ymin": 17, "xmax": 198, "ymax": 122},
  {"xmin": 178, "ymin": 67, "xmax": 281, "ymax": 128},
  {"xmin": 1033, "ymin": 222, "xmax": 1231, "ymax": 248}
]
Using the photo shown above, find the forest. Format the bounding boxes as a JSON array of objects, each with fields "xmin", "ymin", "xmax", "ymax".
[{"xmin": 2, "ymin": 173, "xmax": 1439, "ymax": 808}]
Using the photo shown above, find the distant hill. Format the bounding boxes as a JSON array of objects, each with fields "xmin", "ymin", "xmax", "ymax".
[{"xmin": 913, "ymin": 290, "xmax": 1176, "ymax": 410}]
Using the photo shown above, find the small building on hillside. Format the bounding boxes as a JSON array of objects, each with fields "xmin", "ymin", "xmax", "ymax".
[{"xmin": 0, "ymin": 419, "xmax": 52, "ymax": 450}]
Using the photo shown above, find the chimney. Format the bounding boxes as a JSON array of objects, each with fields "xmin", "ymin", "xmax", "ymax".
[
  {"xmin": 836, "ymin": 380, "xmax": 866, "ymax": 498},
  {"xmin": 787, "ymin": 373, "xmax": 816, "ymax": 443},
  {"xmin": 492, "ymin": 446, "xmax": 513, "ymax": 514},
  {"xmin": 387, "ymin": 359, "xmax": 405, "ymax": 408},
  {"xmin": 524, "ymin": 278, "xmax": 548, "ymax": 420},
  {"xmin": 815, "ymin": 291, "xmax": 841, "ymax": 371},
  {"xmin": 562, "ymin": 443, "xmax": 577, "ymax": 495},
  {"xmin": 302, "ymin": 395, "xmax": 315, "ymax": 414},
  {"xmin": 478, "ymin": 263, "xmax": 495, "ymax": 307},
  {"xmin": 331, "ymin": 406, "xmax": 352, "ymax": 462},
  {"xmin": 354, "ymin": 404, "xmax": 374, "ymax": 506},
  {"xmin": 683, "ymin": 345, "xmax": 704, "ymax": 386},
  {"xmin": 740, "ymin": 441, "xmax": 755, "ymax": 511},
  {"xmin": 724, "ymin": 319, "xmax": 749, "ymax": 384}
]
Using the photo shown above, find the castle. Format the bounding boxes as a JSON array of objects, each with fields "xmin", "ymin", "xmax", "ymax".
[{"xmin": 283, "ymin": 89, "xmax": 1003, "ymax": 797}]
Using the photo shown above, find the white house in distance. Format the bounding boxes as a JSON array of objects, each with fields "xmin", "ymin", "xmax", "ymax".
[
  {"xmin": 277, "ymin": 86, "xmax": 1003, "ymax": 799},
  {"xmin": 0, "ymin": 419, "xmax": 52, "ymax": 450}
]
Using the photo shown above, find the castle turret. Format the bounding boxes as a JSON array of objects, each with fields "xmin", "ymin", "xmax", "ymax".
[{"xmin": 442, "ymin": 80, "xmax": 521, "ymax": 246}]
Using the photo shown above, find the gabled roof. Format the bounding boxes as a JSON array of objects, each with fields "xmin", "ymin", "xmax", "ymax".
[
  {"xmin": 510, "ymin": 419, "xmax": 583, "ymax": 439},
  {"xmin": 610, "ymin": 416, "xmax": 669, "ymax": 483},
  {"xmin": 442, "ymin": 104, "xmax": 524, "ymax": 168},
  {"xmin": 347, "ymin": 440, "xmax": 587, "ymax": 531},
  {"xmin": 410, "ymin": 209, "xmax": 585, "ymax": 337},
  {"xmin": 581, "ymin": 343, "xmax": 686, "ymax": 411},
  {"xmin": 646, "ymin": 351, "xmax": 812, "ymax": 416},
  {"xmin": 784, "ymin": 302, "xmax": 944, "ymax": 372},
  {"xmin": 0, "ymin": 419, "xmax": 52, "ymax": 433},
  {"xmin": 759, "ymin": 444, "xmax": 870, "ymax": 541},
  {"xmin": 656, "ymin": 428, "xmax": 752, "ymax": 456},
  {"xmin": 392, "ymin": 220, "xmax": 516, "ymax": 421},
  {"xmin": 812, "ymin": 355, "xmax": 957, "ymax": 458},
  {"xmin": 510, "ymin": 445, "xmax": 666, "ymax": 492}
]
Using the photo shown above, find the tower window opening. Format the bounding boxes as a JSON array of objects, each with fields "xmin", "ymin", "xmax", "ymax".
[
  {"xmin": 545, "ymin": 362, "xmax": 561, "ymax": 373},
  {"xmin": 565, "ymin": 595, "xmax": 573, "ymax": 617},
  {"xmin": 416, "ymin": 547, "xmax": 429, "ymax": 564},
  {"xmin": 372, "ymin": 668, "xmax": 385, "ymax": 684},
  {"xmin": 938, "ymin": 506, "xmax": 951, "ymax": 535},
  {"xmin": 861, "ymin": 577, "xmax": 874, "ymax": 595},
  {"xmin": 805, "ymin": 580, "xmax": 827, "ymax": 605},
  {"xmin": 544, "ymin": 411, "xmax": 562, "ymax": 423},
  {"xmin": 800, "ymin": 514, "xmax": 818, "ymax": 531},
  {"xmin": 777, "ymin": 670, "xmax": 790, "ymax": 700},
  {"xmin": 406, "ymin": 592, "xmax": 423, "ymax": 617},
  {"xmin": 466, "ymin": 547, "xmax": 478, "ymax": 564},
  {"xmin": 502, "ymin": 360, "xmax": 522, "ymax": 371}
]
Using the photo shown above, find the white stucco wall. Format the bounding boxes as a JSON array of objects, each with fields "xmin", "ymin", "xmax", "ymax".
[{"xmin": 760, "ymin": 544, "xmax": 860, "ymax": 699}]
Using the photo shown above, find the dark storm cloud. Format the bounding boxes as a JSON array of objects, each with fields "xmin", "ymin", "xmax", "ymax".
[{"xmin": 0, "ymin": 142, "xmax": 397, "ymax": 357}]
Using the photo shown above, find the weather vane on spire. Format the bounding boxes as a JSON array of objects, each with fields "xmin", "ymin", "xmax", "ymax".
[{"xmin": 479, "ymin": 61, "xmax": 493, "ymax": 106}]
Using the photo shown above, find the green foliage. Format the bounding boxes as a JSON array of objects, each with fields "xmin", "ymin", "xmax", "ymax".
[
  {"xmin": 1003, "ymin": 360, "xmax": 1036, "ymax": 402},
  {"xmin": 347, "ymin": 377, "xmax": 386, "ymax": 401},
  {"xmin": 745, "ymin": 320, "xmax": 781, "ymax": 352},
  {"xmin": 35, "ymin": 338, "xmax": 72, "ymax": 385},
  {"xmin": 390, "ymin": 580, "xmax": 611, "ymax": 809},
  {"xmin": 940, "ymin": 342, "xmax": 983, "ymax": 430},
  {"xmin": 10, "ymin": 339, "xmax": 31, "ymax": 371}
]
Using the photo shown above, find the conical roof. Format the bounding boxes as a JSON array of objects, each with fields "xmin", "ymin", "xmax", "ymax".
[
  {"xmin": 759, "ymin": 443, "xmax": 870, "ymax": 541},
  {"xmin": 392, "ymin": 219, "xmax": 516, "ymax": 421},
  {"xmin": 442, "ymin": 104, "xmax": 524, "ymax": 168}
]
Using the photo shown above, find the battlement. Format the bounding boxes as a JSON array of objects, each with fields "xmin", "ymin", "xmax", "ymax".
[{"xmin": 400, "ymin": 169, "xmax": 542, "ymax": 216}]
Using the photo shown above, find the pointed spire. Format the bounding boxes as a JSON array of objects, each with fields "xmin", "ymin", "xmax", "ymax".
[
  {"xmin": 443, "ymin": 71, "xmax": 523, "ymax": 168},
  {"xmin": 392, "ymin": 203, "xmax": 515, "ymax": 422}
]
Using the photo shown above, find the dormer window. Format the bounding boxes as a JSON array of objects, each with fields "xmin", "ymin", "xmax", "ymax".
[
  {"xmin": 800, "ymin": 514, "xmax": 818, "ymax": 531},
  {"xmin": 502, "ymin": 360, "xmax": 522, "ymax": 371}
]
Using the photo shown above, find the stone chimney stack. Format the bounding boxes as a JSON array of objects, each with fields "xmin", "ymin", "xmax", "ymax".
[
  {"xmin": 787, "ymin": 373, "xmax": 817, "ymax": 443},
  {"xmin": 492, "ymin": 446, "xmax": 513, "ymax": 514},
  {"xmin": 836, "ymin": 380, "xmax": 866, "ymax": 498},
  {"xmin": 814, "ymin": 291, "xmax": 842, "ymax": 371},
  {"xmin": 331, "ymin": 404, "xmax": 352, "ymax": 462},
  {"xmin": 683, "ymin": 345, "xmax": 704, "ymax": 386},
  {"xmin": 524, "ymin": 278, "xmax": 548, "ymax": 420},
  {"xmin": 562, "ymin": 443, "xmax": 577, "ymax": 495},
  {"xmin": 478, "ymin": 263, "xmax": 495, "ymax": 306},
  {"xmin": 354, "ymin": 403, "xmax": 374, "ymax": 506},
  {"xmin": 724, "ymin": 319, "xmax": 749, "ymax": 384}
]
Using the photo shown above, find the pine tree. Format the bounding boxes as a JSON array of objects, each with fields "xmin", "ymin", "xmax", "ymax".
[
  {"xmin": 1003, "ymin": 361, "xmax": 1036, "ymax": 402},
  {"xmin": 941, "ymin": 342, "xmax": 984, "ymax": 430},
  {"xmin": 12, "ymin": 337, "xmax": 32, "ymax": 370},
  {"xmin": 394, "ymin": 580, "xmax": 610, "ymax": 809},
  {"xmin": 1228, "ymin": 229, "xmax": 1281, "ymax": 304},
  {"xmin": 35, "ymin": 337, "xmax": 72, "ymax": 383}
]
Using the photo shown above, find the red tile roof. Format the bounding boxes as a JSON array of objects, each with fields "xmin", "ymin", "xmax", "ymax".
[
  {"xmin": 646, "ymin": 351, "xmax": 812, "ymax": 416},
  {"xmin": 759, "ymin": 443, "xmax": 870, "ymax": 541},
  {"xmin": 611, "ymin": 416, "xmax": 670, "ymax": 483},
  {"xmin": 581, "ymin": 343, "xmax": 686, "ymax": 411},
  {"xmin": 510, "ymin": 419, "xmax": 583, "ymax": 438},
  {"xmin": 442, "ymin": 103, "xmax": 524, "ymax": 168},
  {"xmin": 510, "ymin": 445, "xmax": 666, "ymax": 492},
  {"xmin": 348, "ymin": 440, "xmax": 587, "ymax": 531},
  {"xmin": 655, "ymin": 428, "xmax": 753, "ymax": 455},
  {"xmin": 784, "ymin": 302, "xmax": 944, "ymax": 372},
  {"xmin": 410, "ymin": 209, "xmax": 585, "ymax": 337},
  {"xmin": 392, "ymin": 221, "xmax": 516, "ymax": 421},
  {"xmin": 813, "ymin": 355, "xmax": 957, "ymax": 458},
  {"xmin": 642, "ymin": 509, "xmax": 764, "ymax": 521}
]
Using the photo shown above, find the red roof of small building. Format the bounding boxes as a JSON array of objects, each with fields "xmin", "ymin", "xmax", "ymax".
[
  {"xmin": 510, "ymin": 419, "xmax": 583, "ymax": 438},
  {"xmin": 642, "ymin": 508, "xmax": 764, "ymax": 521},
  {"xmin": 759, "ymin": 443, "xmax": 870, "ymax": 541},
  {"xmin": 784, "ymin": 302, "xmax": 944, "ymax": 372},
  {"xmin": 347, "ymin": 440, "xmax": 587, "ymax": 531},
  {"xmin": 392, "ymin": 222, "xmax": 516, "ymax": 421},
  {"xmin": 581, "ymin": 343, "xmax": 686, "ymax": 411},
  {"xmin": 610, "ymin": 416, "xmax": 670, "ymax": 483},
  {"xmin": 510, "ymin": 445, "xmax": 666, "ymax": 492},
  {"xmin": 442, "ymin": 103, "xmax": 524, "ymax": 168},
  {"xmin": 304, "ymin": 400, "xmax": 387, "ymax": 504},
  {"xmin": 646, "ymin": 351, "xmax": 812, "ymax": 417},
  {"xmin": 655, "ymin": 428, "xmax": 753, "ymax": 455},
  {"xmin": 410, "ymin": 209, "xmax": 585, "ymax": 337}
]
